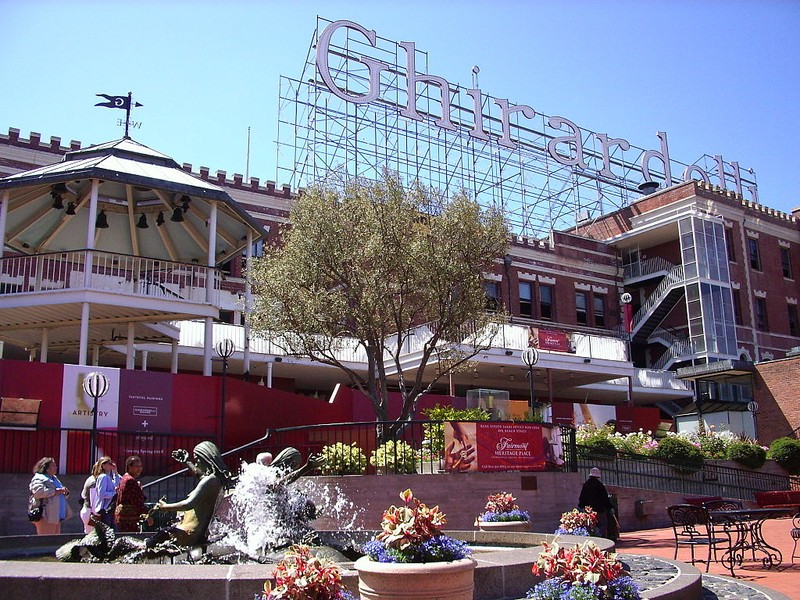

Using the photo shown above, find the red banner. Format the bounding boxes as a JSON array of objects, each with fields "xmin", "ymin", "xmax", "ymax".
[
  {"xmin": 529, "ymin": 327, "xmax": 573, "ymax": 352},
  {"xmin": 444, "ymin": 422, "xmax": 546, "ymax": 472}
]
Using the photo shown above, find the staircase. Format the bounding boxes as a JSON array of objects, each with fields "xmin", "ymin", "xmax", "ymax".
[{"xmin": 630, "ymin": 264, "xmax": 686, "ymax": 342}]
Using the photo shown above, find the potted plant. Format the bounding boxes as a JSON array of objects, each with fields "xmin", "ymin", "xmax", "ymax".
[
  {"xmin": 355, "ymin": 489, "xmax": 476, "ymax": 599},
  {"xmin": 262, "ymin": 544, "xmax": 357, "ymax": 599},
  {"xmin": 475, "ymin": 492, "xmax": 531, "ymax": 532},
  {"xmin": 369, "ymin": 440, "xmax": 418, "ymax": 474},
  {"xmin": 528, "ymin": 540, "xmax": 641, "ymax": 599},
  {"xmin": 320, "ymin": 442, "xmax": 367, "ymax": 475},
  {"xmin": 554, "ymin": 507, "xmax": 598, "ymax": 536}
]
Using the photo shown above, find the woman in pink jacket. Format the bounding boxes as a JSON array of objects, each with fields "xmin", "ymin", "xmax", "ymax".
[{"xmin": 29, "ymin": 456, "xmax": 73, "ymax": 535}]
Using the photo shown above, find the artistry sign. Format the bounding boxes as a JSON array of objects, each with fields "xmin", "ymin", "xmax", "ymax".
[{"xmin": 315, "ymin": 19, "xmax": 757, "ymax": 200}]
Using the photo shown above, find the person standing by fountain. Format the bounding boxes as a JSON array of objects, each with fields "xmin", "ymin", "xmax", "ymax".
[
  {"xmin": 29, "ymin": 457, "xmax": 73, "ymax": 535},
  {"xmin": 94, "ymin": 457, "xmax": 121, "ymax": 530},
  {"xmin": 78, "ymin": 458, "xmax": 104, "ymax": 534},
  {"xmin": 147, "ymin": 441, "xmax": 234, "ymax": 550},
  {"xmin": 115, "ymin": 455, "xmax": 153, "ymax": 533},
  {"xmin": 578, "ymin": 466, "xmax": 613, "ymax": 538}
]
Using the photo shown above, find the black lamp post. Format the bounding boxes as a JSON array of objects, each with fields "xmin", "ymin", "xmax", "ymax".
[
  {"xmin": 82, "ymin": 371, "xmax": 110, "ymax": 471},
  {"xmin": 215, "ymin": 338, "xmax": 235, "ymax": 451},
  {"xmin": 521, "ymin": 346, "xmax": 540, "ymax": 417}
]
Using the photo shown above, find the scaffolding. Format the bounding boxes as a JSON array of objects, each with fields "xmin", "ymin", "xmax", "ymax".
[{"xmin": 277, "ymin": 17, "xmax": 757, "ymax": 239}]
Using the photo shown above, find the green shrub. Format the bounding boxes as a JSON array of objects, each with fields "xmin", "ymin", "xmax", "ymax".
[
  {"xmin": 725, "ymin": 440, "xmax": 767, "ymax": 469},
  {"xmin": 767, "ymin": 437, "xmax": 800, "ymax": 474},
  {"xmin": 653, "ymin": 435, "xmax": 704, "ymax": 473},
  {"xmin": 369, "ymin": 440, "xmax": 418, "ymax": 474},
  {"xmin": 319, "ymin": 442, "xmax": 367, "ymax": 475},
  {"xmin": 421, "ymin": 404, "xmax": 490, "ymax": 454},
  {"xmin": 580, "ymin": 437, "xmax": 617, "ymax": 461}
]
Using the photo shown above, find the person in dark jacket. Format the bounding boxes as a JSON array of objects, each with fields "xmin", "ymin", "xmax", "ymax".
[{"xmin": 578, "ymin": 466, "xmax": 613, "ymax": 537}]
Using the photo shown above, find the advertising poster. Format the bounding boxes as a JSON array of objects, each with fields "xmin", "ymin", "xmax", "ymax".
[
  {"xmin": 60, "ymin": 365, "xmax": 121, "ymax": 430},
  {"xmin": 118, "ymin": 370, "xmax": 173, "ymax": 433},
  {"xmin": 444, "ymin": 421, "xmax": 546, "ymax": 472},
  {"xmin": 528, "ymin": 326, "xmax": 573, "ymax": 352}
]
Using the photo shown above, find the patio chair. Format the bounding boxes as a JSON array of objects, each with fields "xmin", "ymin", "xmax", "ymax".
[
  {"xmin": 667, "ymin": 504, "xmax": 730, "ymax": 572},
  {"xmin": 791, "ymin": 513, "xmax": 800, "ymax": 564},
  {"xmin": 703, "ymin": 499, "xmax": 745, "ymax": 560}
]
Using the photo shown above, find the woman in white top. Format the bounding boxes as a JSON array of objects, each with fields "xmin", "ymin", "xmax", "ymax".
[{"xmin": 79, "ymin": 458, "xmax": 105, "ymax": 533}]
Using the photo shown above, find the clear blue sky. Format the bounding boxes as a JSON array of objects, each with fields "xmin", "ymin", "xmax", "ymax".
[{"xmin": 4, "ymin": 1, "xmax": 799, "ymax": 212}]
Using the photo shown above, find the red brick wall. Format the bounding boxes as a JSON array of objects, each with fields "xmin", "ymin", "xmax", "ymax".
[{"xmin": 753, "ymin": 357, "xmax": 800, "ymax": 443}]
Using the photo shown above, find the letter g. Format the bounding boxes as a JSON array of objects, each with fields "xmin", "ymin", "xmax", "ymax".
[{"xmin": 316, "ymin": 20, "xmax": 389, "ymax": 104}]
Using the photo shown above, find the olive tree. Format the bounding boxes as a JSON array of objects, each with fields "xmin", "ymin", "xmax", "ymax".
[{"xmin": 247, "ymin": 172, "xmax": 509, "ymax": 439}]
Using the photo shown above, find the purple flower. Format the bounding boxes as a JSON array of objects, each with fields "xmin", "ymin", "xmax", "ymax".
[
  {"xmin": 363, "ymin": 535, "xmax": 471, "ymax": 563},
  {"xmin": 480, "ymin": 509, "xmax": 531, "ymax": 522}
]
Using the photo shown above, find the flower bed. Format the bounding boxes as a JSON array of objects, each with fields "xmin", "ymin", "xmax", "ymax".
[{"xmin": 554, "ymin": 507, "xmax": 598, "ymax": 537}]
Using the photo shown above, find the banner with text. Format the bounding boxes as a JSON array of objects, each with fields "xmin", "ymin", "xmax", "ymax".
[
  {"xmin": 60, "ymin": 365, "xmax": 121, "ymax": 430},
  {"xmin": 444, "ymin": 421, "xmax": 547, "ymax": 472},
  {"xmin": 118, "ymin": 370, "xmax": 173, "ymax": 433}
]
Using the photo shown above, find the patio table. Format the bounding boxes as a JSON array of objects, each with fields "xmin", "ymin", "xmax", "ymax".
[{"xmin": 709, "ymin": 507, "xmax": 795, "ymax": 577}]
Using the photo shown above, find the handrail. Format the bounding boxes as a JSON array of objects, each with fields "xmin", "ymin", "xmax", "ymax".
[
  {"xmin": 630, "ymin": 264, "xmax": 685, "ymax": 335},
  {"xmin": 652, "ymin": 338, "xmax": 695, "ymax": 371},
  {"xmin": 624, "ymin": 256, "xmax": 674, "ymax": 281}
]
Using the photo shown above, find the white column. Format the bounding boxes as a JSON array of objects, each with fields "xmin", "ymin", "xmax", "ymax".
[
  {"xmin": 243, "ymin": 230, "xmax": 253, "ymax": 376},
  {"xmin": 0, "ymin": 190, "xmax": 9, "ymax": 259},
  {"xmin": 170, "ymin": 340, "xmax": 179, "ymax": 373},
  {"xmin": 141, "ymin": 350, "xmax": 149, "ymax": 371},
  {"xmin": 92, "ymin": 344, "xmax": 100, "ymax": 366},
  {"xmin": 206, "ymin": 201, "xmax": 218, "ymax": 303},
  {"xmin": 83, "ymin": 179, "xmax": 100, "ymax": 287},
  {"xmin": 126, "ymin": 322, "xmax": 135, "ymax": 369},
  {"xmin": 203, "ymin": 316, "xmax": 213, "ymax": 376},
  {"xmin": 40, "ymin": 328, "xmax": 49, "ymax": 363},
  {"xmin": 78, "ymin": 302, "xmax": 90, "ymax": 365},
  {"xmin": 266, "ymin": 361, "xmax": 273, "ymax": 388}
]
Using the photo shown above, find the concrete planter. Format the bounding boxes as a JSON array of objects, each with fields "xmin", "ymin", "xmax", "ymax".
[
  {"xmin": 475, "ymin": 519, "xmax": 531, "ymax": 532},
  {"xmin": 355, "ymin": 556, "xmax": 476, "ymax": 600}
]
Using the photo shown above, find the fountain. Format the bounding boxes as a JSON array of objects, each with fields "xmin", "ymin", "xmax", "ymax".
[{"xmin": 0, "ymin": 441, "xmax": 707, "ymax": 600}]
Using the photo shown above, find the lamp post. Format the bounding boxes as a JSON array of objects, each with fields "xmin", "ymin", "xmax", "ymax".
[
  {"xmin": 82, "ymin": 371, "xmax": 110, "ymax": 471},
  {"xmin": 215, "ymin": 338, "xmax": 235, "ymax": 451},
  {"xmin": 521, "ymin": 346, "xmax": 540, "ymax": 418}
]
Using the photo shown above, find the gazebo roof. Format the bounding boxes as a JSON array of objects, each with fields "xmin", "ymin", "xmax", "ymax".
[{"xmin": 0, "ymin": 138, "xmax": 266, "ymax": 264}]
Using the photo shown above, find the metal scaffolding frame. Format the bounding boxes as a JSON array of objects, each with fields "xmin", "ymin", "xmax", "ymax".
[{"xmin": 277, "ymin": 17, "xmax": 757, "ymax": 239}]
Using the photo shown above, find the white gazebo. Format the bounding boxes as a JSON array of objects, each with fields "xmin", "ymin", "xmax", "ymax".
[{"xmin": 0, "ymin": 137, "xmax": 266, "ymax": 374}]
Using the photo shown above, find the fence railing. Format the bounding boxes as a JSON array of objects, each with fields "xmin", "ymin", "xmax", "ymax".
[
  {"xmin": 0, "ymin": 426, "xmax": 213, "ymax": 475},
  {"xmin": 576, "ymin": 447, "xmax": 796, "ymax": 502},
  {"xmin": 0, "ymin": 249, "xmax": 219, "ymax": 303}
]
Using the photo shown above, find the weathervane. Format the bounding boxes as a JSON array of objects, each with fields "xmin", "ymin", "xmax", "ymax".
[{"xmin": 95, "ymin": 91, "xmax": 143, "ymax": 138}]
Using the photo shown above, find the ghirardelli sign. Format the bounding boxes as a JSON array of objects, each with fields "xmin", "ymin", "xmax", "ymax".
[{"xmin": 316, "ymin": 19, "xmax": 757, "ymax": 201}]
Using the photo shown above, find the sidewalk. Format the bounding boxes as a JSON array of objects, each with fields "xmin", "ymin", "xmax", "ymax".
[{"xmin": 616, "ymin": 518, "xmax": 799, "ymax": 599}]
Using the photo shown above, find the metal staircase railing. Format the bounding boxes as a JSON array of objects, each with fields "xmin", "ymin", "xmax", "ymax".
[
  {"xmin": 623, "ymin": 256, "xmax": 674, "ymax": 281},
  {"xmin": 652, "ymin": 337, "xmax": 695, "ymax": 371},
  {"xmin": 630, "ymin": 264, "xmax": 685, "ymax": 336}
]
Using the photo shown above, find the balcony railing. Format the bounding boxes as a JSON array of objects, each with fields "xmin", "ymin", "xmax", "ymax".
[{"xmin": 0, "ymin": 250, "xmax": 220, "ymax": 304}]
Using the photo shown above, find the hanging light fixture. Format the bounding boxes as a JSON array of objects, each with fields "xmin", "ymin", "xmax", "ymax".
[
  {"xmin": 65, "ymin": 202, "xmax": 76, "ymax": 215},
  {"xmin": 156, "ymin": 211, "xmax": 165, "ymax": 226},
  {"xmin": 180, "ymin": 195, "xmax": 191, "ymax": 213},
  {"xmin": 49, "ymin": 183, "xmax": 68, "ymax": 210},
  {"xmin": 170, "ymin": 206, "xmax": 184, "ymax": 222},
  {"xmin": 136, "ymin": 214, "xmax": 149, "ymax": 229},
  {"xmin": 96, "ymin": 210, "xmax": 109, "ymax": 229}
]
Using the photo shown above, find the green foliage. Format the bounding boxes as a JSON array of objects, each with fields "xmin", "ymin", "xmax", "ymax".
[
  {"xmin": 767, "ymin": 437, "xmax": 800, "ymax": 474},
  {"xmin": 370, "ymin": 440, "xmax": 419, "ymax": 474},
  {"xmin": 576, "ymin": 424, "xmax": 617, "ymax": 461},
  {"xmin": 247, "ymin": 172, "xmax": 509, "ymax": 433},
  {"xmin": 725, "ymin": 440, "xmax": 767, "ymax": 469},
  {"xmin": 653, "ymin": 435, "xmax": 704, "ymax": 473},
  {"xmin": 319, "ymin": 442, "xmax": 367, "ymax": 475},
  {"xmin": 421, "ymin": 404, "xmax": 490, "ymax": 453}
]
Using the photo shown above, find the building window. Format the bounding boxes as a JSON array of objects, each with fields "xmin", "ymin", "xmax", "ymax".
[
  {"xmin": 539, "ymin": 284, "xmax": 554, "ymax": 320},
  {"xmin": 594, "ymin": 295, "xmax": 606, "ymax": 327},
  {"xmin": 576, "ymin": 291, "xmax": 588, "ymax": 325},
  {"xmin": 732, "ymin": 289, "xmax": 743, "ymax": 325},
  {"xmin": 519, "ymin": 282, "xmax": 533, "ymax": 317},
  {"xmin": 781, "ymin": 247, "xmax": 792, "ymax": 279},
  {"xmin": 789, "ymin": 305, "xmax": 799, "ymax": 337},
  {"xmin": 754, "ymin": 297, "xmax": 769, "ymax": 331},
  {"xmin": 748, "ymin": 238, "xmax": 761, "ymax": 271},
  {"xmin": 484, "ymin": 282, "xmax": 500, "ymax": 311}
]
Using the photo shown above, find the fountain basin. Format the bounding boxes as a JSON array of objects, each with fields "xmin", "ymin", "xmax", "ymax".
[{"xmin": 0, "ymin": 531, "xmax": 702, "ymax": 600}]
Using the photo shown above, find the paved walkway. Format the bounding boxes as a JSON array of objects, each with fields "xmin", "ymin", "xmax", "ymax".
[{"xmin": 615, "ymin": 518, "xmax": 799, "ymax": 599}]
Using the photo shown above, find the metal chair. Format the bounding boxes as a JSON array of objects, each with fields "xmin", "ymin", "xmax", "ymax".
[
  {"xmin": 703, "ymin": 499, "xmax": 745, "ymax": 561},
  {"xmin": 667, "ymin": 504, "xmax": 730, "ymax": 572},
  {"xmin": 791, "ymin": 513, "xmax": 800, "ymax": 564}
]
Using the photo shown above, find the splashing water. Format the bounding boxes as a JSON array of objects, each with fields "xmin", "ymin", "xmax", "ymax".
[{"xmin": 211, "ymin": 461, "xmax": 365, "ymax": 560}]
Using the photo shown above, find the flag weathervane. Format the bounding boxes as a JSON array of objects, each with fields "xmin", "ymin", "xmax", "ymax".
[{"xmin": 95, "ymin": 91, "xmax": 143, "ymax": 138}]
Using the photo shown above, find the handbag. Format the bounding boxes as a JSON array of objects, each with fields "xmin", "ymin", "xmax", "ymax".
[{"xmin": 27, "ymin": 496, "xmax": 43, "ymax": 522}]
